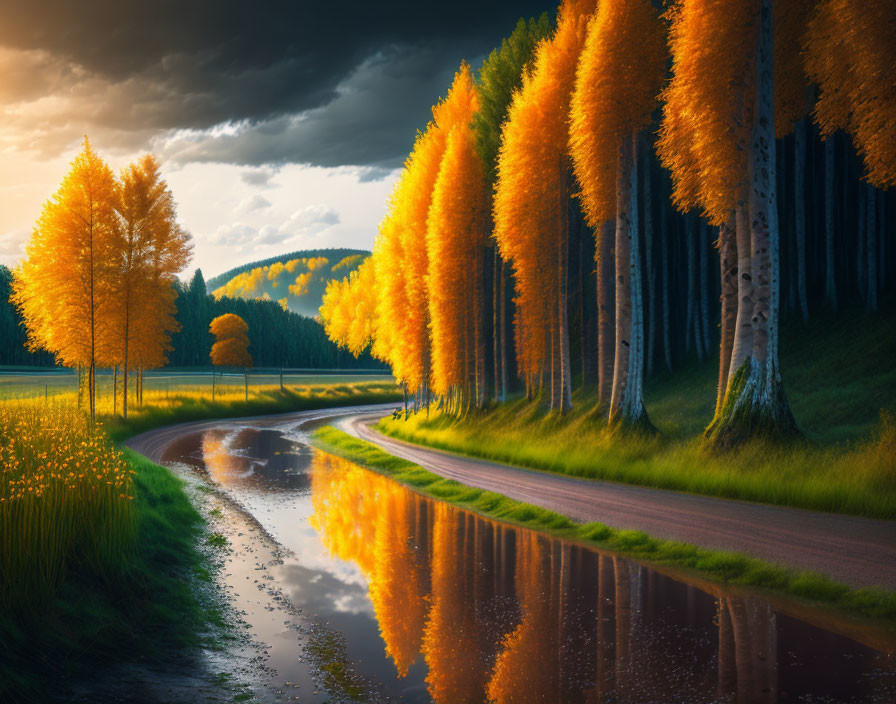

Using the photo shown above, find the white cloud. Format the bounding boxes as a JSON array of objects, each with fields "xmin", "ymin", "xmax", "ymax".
[{"xmin": 235, "ymin": 194, "xmax": 272, "ymax": 214}]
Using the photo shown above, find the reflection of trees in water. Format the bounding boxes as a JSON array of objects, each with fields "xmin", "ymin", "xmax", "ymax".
[
  {"xmin": 199, "ymin": 428, "xmax": 310, "ymax": 492},
  {"xmin": 309, "ymin": 450, "xmax": 890, "ymax": 704}
]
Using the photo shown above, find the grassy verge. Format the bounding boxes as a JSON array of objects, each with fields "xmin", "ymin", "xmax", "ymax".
[
  {"xmin": 377, "ymin": 307, "xmax": 896, "ymax": 519},
  {"xmin": 104, "ymin": 380, "xmax": 401, "ymax": 442},
  {"xmin": 313, "ymin": 426, "xmax": 896, "ymax": 622},
  {"xmin": 0, "ymin": 451, "xmax": 221, "ymax": 702}
]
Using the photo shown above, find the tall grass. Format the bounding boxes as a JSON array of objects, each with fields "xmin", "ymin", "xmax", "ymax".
[
  {"xmin": 378, "ymin": 401, "xmax": 896, "ymax": 518},
  {"xmin": 0, "ymin": 400, "xmax": 135, "ymax": 608}
]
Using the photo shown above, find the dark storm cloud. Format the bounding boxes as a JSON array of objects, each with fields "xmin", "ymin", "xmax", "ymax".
[{"xmin": 1, "ymin": 1, "xmax": 551, "ymax": 167}]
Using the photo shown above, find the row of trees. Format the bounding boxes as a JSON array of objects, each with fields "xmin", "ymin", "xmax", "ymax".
[
  {"xmin": 321, "ymin": 0, "xmax": 894, "ymax": 447},
  {"xmin": 11, "ymin": 139, "xmax": 191, "ymax": 420}
]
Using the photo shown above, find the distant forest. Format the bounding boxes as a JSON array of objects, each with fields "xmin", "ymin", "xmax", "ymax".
[
  {"xmin": 0, "ymin": 265, "xmax": 383, "ymax": 370},
  {"xmin": 205, "ymin": 247, "xmax": 368, "ymax": 291}
]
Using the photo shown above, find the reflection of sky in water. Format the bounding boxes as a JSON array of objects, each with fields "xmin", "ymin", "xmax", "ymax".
[{"xmin": 163, "ymin": 422, "xmax": 896, "ymax": 704}]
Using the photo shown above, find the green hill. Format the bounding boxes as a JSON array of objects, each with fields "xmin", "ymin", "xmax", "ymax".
[{"xmin": 206, "ymin": 248, "xmax": 368, "ymax": 318}]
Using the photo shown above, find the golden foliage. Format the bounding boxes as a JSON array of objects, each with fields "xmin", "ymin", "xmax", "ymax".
[
  {"xmin": 209, "ymin": 313, "xmax": 252, "ymax": 367},
  {"xmin": 494, "ymin": 0, "xmax": 595, "ymax": 384},
  {"xmin": 569, "ymin": 0, "xmax": 666, "ymax": 225},
  {"xmin": 11, "ymin": 137, "xmax": 118, "ymax": 369},
  {"xmin": 427, "ymin": 122, "xmax": 488, "ymax": 396},
  {"xmin": 657, "ymin": 0, "xmax": 758, "ymax": 222},
  {"xmin": 805, "ymin": 0, "xmax": 896, "ymax": 187},
  {"xmin": 319, "ymin": 257, "xmax": 379, "ymax": 358}
]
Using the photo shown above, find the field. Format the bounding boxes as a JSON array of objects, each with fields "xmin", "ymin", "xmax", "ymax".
[
  {"xmin": 0, "ymin": 374, "xmax": 400, "ymax": 701},
  {"xmin": 378, "ymin": 304, "xmax": 896, "ymax": 519},
  {"xmin": 0, "ymin": 367, "xmax": 393, "ymax": 401}
]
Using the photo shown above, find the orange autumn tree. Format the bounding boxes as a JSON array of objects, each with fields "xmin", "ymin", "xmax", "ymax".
[
  {"xmin": 11, "ymin": 137, "xmax": 117, "ymax": 422},
  {"xmin": 209, "ymin": 313, "xmax": 252, "ymax": 400},
  {"xmin": 494, "ymin": 0, "xmax": 596, "ymax": 413},
  {"xmin": 320, "ymin": 256, "xmax": 379, "ymax": 358},
  {"xmin": 660, "ymin": 0, "xmax": 797, "ymax": 447},
  {"xmin": 805, "ymin": 0, "xmax": 896, "ymax": 190},
  {"xmin": 569, "ymin": 0, "xmax": 666, "ymax": 429},
  {"xmin": 427, "ymin": 94, "xmax": 489, "ymax": 408},
  {"xmin": 111, "ymin": 154, "xmax": 191, "ymax": 416}
]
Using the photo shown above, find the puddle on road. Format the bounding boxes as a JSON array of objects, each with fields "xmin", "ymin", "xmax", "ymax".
[{"xmin": 156, "ymin": 420, "xmax": 896, "ymax": 704}]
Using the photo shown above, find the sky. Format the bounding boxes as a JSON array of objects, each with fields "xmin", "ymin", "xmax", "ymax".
[{"xmin": 0, "ymin": 1, "xmax": 548, "ymax": 279}]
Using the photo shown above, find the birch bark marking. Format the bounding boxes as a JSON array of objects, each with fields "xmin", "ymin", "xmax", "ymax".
[
  {"xmin": 558, "ymin": 181, "xmax": 573, "ymax": 413},
  {"xmin": 597, "ymin": 219, "xmax": 616, "ymax": 407},
  {"xmin": 609, "ymin": 136, "xmax": 633, "ymax": 424},
  {"xmin": 717, "ymin": 216, "xmax": 737, "ymax": 413}
]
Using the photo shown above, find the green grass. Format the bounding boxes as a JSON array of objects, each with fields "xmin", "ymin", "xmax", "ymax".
[
  {"xmin": 0, "ymin": 381, "xmax": 400, "ymax": 701},
  {"xmin": 0, "ymin": 450, "xmax": 221, "ymax": 702},
  {"xmin": 102, "ymin": 380, "xmax": 401, "ymax": 442},
  {"xmin": 312, "ymin": 426, "xmax": 896, "ymax": 622},
  {"xmin": 377, "ymin": 305, "xmax": 896, "ymax": 518}
]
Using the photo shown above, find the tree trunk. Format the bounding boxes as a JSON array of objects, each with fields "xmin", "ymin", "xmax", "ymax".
[
  {"xmin": 717, "ymin": 216, "xmax": 737, "ymax": 414},
  {"xmin": 643, "ymin": 145, "xmax": 656, "ymax": 378},
  {"xmin": 857, "ymin": 190, "xmax": 866, "ymax": 301},
  {"xmin": 113, "ymin": 365, "xmax": 118, "ymax": 416},
  {"xmin": 727, "ymin": 203, "xmax": 753, "ymax": 385},
  {"xmin": 661, "ymin": 206, "xmax": 672, "ymax": 370},
  {"xmin": 476, "ymin": 248, "xmax": 488, "ymax": 407},
  {"xmin": 686, "ymin": 214, "xmax": 696, "ymax": 357},
  {"xmin": 708, "ymin": 0, "xmax": 796, "ymax": 448},
  {"xmin": 824, "ymin": 137, "xmax": 837, "ymax": 312},
  {"xmin": 794, "ymin": 118, "xmax": 809, "ymax": 323},
  {"xmin": 558, "ymin": 190, "xmax": 572, "ymax": 413},
  {"xmin": 244, "ymin": 368, "xmax": 248, "ymax": 402},
  {"xmin": 867, "ymin": 185, "xmax": 878, "ymax": 312},
  {"xmin": 212, "ymin": 368, "xmax": 216, "ymax": 401},
  {"xmin": 700, "ymin": 221, "xmax": 711, "ymax": 357},
  {"xmin": 500, "ymin": 258, "xmax": 508, "ymax": 403},
  {"xmin": 493, "ymin": 247, "xmax": 500, "ymax": 402},
  {"xmin": 597, "ymin": 220, "xmax": 615, "ymax": 407},
  {"xmin": 609, "ymin": 133, "xmax": 650, "ymax": 430}
]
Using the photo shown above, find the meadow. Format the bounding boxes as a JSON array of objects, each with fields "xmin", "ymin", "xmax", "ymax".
[
  {"xmin": 378, "ymin": 305, "xmax": 896, "ymax": 519},
  {"xmin": 0, "ymin": 375, "xmax": 400, "ymax": 700}
]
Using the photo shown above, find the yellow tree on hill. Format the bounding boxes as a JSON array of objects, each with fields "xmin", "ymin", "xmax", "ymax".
[
  {"xmin": 111, "ymin": 154, "xmax": 191, "ymax": 417},
  {"xmin": 210, "ymin": 313, "xmax": 253, "ymax": 400},
  {"xmin": 495, "ymin": 0, "xmax": 597, "ymax": 413},
  {"xmin": 569, "ymin": 0, "xmax": 666, "ymax": 430},
  {"xmin": 11, "ymin": 137, "xmax": 117, "ymax": 422}
]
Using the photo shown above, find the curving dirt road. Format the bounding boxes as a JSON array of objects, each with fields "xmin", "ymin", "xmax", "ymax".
[
  {"xmin": 337, "ymin": 412, "xmax": 896, "ymax": 591},
  {"xmin": 126, "ymin": 404, "xmax": 896, "ymax": 591}
]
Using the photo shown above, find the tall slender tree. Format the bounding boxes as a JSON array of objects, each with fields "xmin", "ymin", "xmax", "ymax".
[
  {"xmin": 11, "ymin": 137, "xmax": 117, "ymax": 422},
  {"xmin": 495, "ymin": 0, "xmax": 597, "ymax": 413},
  {"xmin": 569, "ymin": 0, "xmax": 666, "ymax": 429},
  {"xmin": 111, "ymin": 154, "xmax": 191, "ymax": 418}
]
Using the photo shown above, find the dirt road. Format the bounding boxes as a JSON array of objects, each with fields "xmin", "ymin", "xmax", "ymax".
[
  {"xmin": 126, "ymin": 404, "xmax": 896, "ymax": 591},
  {"xmin": 338, "ymin": 412, "xmax": 896, "ymax": 591}
]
